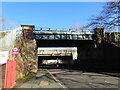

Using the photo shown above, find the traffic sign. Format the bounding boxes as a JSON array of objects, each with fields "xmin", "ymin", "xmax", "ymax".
[
  {"xmin": 13, "ymin": 48, "xmax": 18, "ymax": 52},
  {"xmin": 0, "ymin": 51, "xmax": 9, "ymax": 64},
  {"xmin": 11, "ymin": 48, "xmax": 19, "ymax": 55}
]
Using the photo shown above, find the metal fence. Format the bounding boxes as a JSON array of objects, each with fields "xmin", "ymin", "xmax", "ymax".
[{"xmin": 0, "ymin": 27, "xmax": 22, "ymax": 50}]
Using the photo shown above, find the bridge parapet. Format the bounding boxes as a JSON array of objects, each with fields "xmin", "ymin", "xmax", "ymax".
[
  {"xmin": 21, "ymin": 25, "xmax": 93, "ymax": 40},
  {"xmin": 34, "ymin": 27, "xmax": 93, "ymax": 34},
  {"xmin": 92, "ymin": 28, "xmax": 120, "ymax": 47},
  {"xmin": 21, "ymin": 25, "xmax": 35, "ymax": 39}
]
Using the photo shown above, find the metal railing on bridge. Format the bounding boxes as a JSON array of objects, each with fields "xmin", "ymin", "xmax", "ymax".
[{"xmin": 34, "ymin": 27, "xmax": 93, "ymax": 34}]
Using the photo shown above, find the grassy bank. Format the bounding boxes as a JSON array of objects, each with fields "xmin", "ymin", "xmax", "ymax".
[{"xmin": 13, "ymin": 73, "xmax": 37, "ymax": 88}]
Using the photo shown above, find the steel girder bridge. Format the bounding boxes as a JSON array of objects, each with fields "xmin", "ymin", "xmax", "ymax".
[{"xmin": 33, "ymin": 28, "xmax": 93, "ymax": 40}]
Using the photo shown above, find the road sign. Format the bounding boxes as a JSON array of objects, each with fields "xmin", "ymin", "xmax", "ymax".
[
  {"xmin": 11, "ymin": 48, "xmax": 19, "ymax": 55},
  {"xmin": 13, "ymin": 48, "xmax": 18, "ymax": 52},
  {"xmin": 0, "ymin": 51, "xmax": 9, "ymax": 64}
]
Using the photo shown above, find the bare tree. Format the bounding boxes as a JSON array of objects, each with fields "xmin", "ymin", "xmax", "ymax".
[
  {"xmin": 0, "ymin": 16, "xmax": 18, "ymax": 31},
  {"xmin": 70, "ymin": 23, "xmax": 86, "ymax": 32},
  {"xmin": 87, "ymin": 1, "xmax": 120, "ymax": 32}
]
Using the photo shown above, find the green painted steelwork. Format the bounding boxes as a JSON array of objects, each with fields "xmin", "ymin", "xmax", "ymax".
[{"xmin": 35, "ymin": 34, "xmax": 92, "ymax": 40}]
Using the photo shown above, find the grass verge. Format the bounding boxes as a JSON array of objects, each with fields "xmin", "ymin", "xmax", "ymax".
[{"xmin": 13, "ymin": 73, "xmax": 37, "ymax": 88}]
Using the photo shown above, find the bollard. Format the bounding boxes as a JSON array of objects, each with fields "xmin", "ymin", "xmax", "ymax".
[{"xmin": 4, "ymin": 59, "xmax": 16, "ymax": 88}]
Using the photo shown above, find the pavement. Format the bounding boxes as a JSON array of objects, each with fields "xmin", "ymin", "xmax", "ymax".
[{"xmin": 13, "ymin": 69, "xmax": 62, "ymax": 88}]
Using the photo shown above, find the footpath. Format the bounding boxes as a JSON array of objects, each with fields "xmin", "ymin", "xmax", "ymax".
[{"xmin": 12, "ymin": 69, "xmax": 65, "ymax": 89}]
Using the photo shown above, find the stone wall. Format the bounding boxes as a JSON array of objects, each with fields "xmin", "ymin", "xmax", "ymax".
[
  {"xmin": 14, "ymin": 37, "xmax": 37, "ymax": 79},
  {"xmin": 13, "ymin": 25, "xmax": 37, "ymax": 79},
  {"xmin": 75, "ymin": 28, "xmax": 119, "ymax": 72}
]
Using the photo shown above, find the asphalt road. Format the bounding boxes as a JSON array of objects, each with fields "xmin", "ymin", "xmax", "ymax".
[
  {"xmin": 12, "ymin": 68, "xmax": 119, "ymax": 89},
  {"xmin": 48, "ymin": 69, "xmax": 119, "ymax": 88}
]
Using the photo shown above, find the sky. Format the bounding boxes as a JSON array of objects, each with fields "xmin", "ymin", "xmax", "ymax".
[
  {"xmin": 2, "ymin": 2, "xmax": 105, "ymax": 29},
  {"xmin": 2, "ymin": 0, "xmax": 112, "ymax": 2}
]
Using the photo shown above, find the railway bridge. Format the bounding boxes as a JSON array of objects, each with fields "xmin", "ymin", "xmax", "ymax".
[
  {"xmin": 21, "ymin": 25, "xmax": 119, "ymax": 72},
  {"xmin": 21, "ymin": 25, "xmax": 104, "ymax": 70}
]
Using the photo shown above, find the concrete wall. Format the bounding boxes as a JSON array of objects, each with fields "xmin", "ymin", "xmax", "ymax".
[
  {"xmin": 75, "ymin": 41, "xmax": 119, "ymax": 72},
  {"xmin": 38, "ymin": 49, "xmax": 77, "ymax": 60},
  {"xmin": 92, "ymin": 41, "xmax": 119, "ymax": 72}
]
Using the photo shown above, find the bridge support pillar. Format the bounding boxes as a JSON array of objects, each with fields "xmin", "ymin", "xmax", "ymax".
[{"xmin": 19, "ymin": 25, "xmax": 38, "ymax": 73}]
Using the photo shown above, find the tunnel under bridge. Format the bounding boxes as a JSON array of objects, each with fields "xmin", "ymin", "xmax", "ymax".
[
  {"xmin": 38, "ymin": 54, "xmax": 73, "ymax": 69},
  {"xmin": 36, "ymin": 40, "xmax": 95, "ymax": 69}
]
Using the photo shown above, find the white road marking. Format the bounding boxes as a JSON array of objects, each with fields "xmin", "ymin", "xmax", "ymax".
[{"xmin": 46, "ymin": 69, "xmax": 67, "ymax": 89}]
